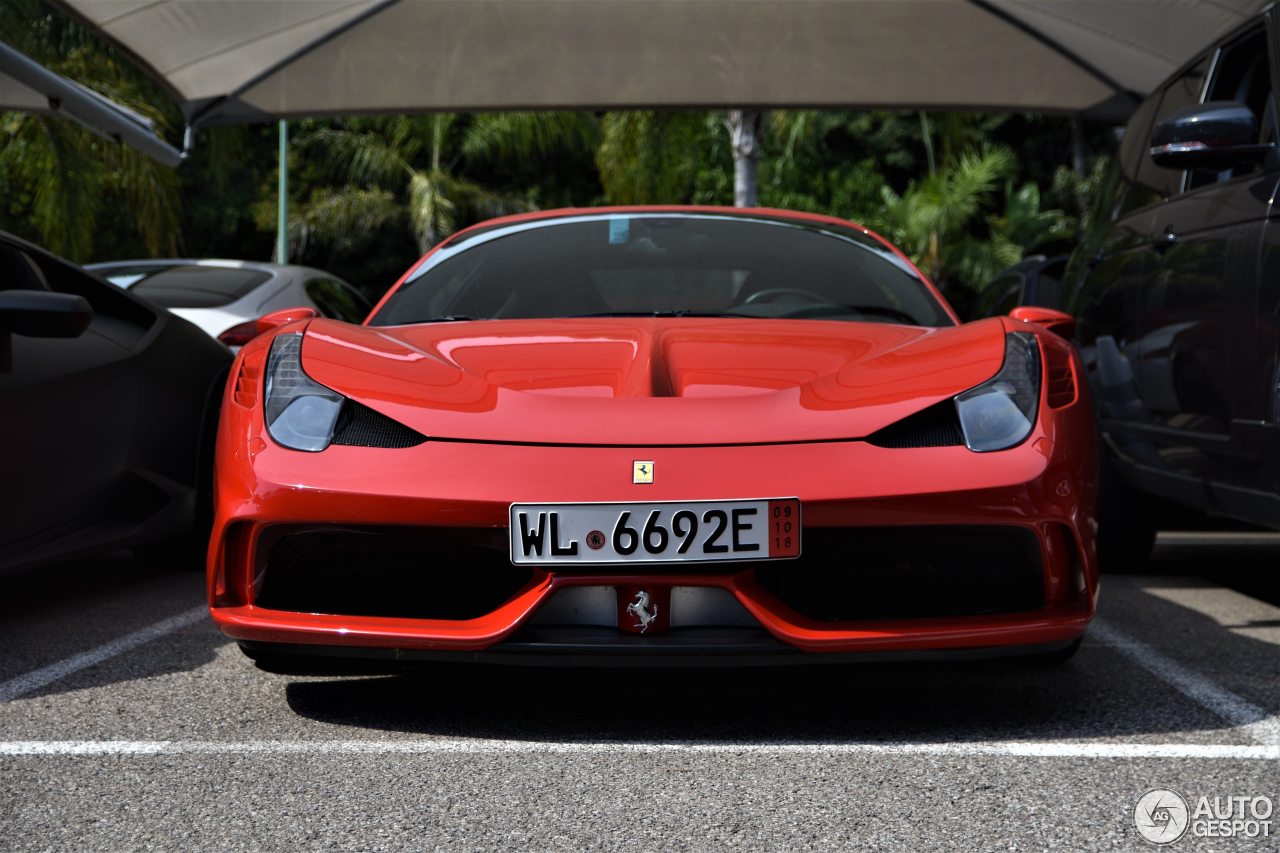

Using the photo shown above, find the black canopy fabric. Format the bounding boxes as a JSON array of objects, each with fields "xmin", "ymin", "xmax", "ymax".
[{"xmin": 49, "ymin": 0, "xmax": 1271, "ymax": 128}]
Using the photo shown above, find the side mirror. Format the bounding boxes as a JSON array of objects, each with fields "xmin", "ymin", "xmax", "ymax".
[
  {"xmin": 0, "ymin": 289, "xmax": 93, "ymax": 374},
  {"xmin": 1010, "ymin": 305, "xmax": 1075, "ymax": 339},
  {"xmin": 256, "ymin": 306, "xmax": 319, "ymax": 335},
  {"xmin": 0, "ymin": 290, "xmax": 93, "ymax": 338},
  {"xmin": 1150, "ymin": 100, "xmax": 1274, "ymax": 170}
]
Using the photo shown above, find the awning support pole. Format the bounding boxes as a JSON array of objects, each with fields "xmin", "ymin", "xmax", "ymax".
[{"xmin": 277, "ymin": 119, "xmax": 288, "ymax": 265}]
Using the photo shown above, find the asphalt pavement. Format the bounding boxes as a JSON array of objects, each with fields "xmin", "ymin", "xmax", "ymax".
[{"xmin": 1, "ymin": 534, "xmax": 1277, "ymax": 851}]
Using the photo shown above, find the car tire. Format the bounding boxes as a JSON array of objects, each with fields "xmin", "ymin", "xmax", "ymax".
[{"xmin": 1095, "ymin": 455, "xmax": 1157, "ymax": 572}]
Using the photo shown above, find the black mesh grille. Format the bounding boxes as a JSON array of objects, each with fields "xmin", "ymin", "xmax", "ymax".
[
  {"xmin": 332, "ymin": 401, "xmax": 427, "ymax": 448},
  {"xmin": 755, "ymin": 526, "xmax": 1043, "ymax": 621},
  {"xmin": 255, "ymin": 527, "xmax": 530, "ymax": 619},
  {"xmin": 1046, "ymin": 347, "xmax": 1076, "ymax": 408},
  {"xmin": 866, "ymin": 400, "xmax": 965, "ymax": 448}
]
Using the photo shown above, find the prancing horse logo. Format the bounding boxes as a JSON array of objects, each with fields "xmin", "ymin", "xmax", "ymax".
[{"xmin": 626, "ymin": 590, "xmax": 659, "ymax": 633}]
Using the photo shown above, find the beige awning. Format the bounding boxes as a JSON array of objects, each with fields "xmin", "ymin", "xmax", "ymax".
[
  {"xmin": 51, "ymin": 0, "xmax": 1270, "ymax": 127},
  {"xmin": 0, "ymin": 40, "xmax": 184, "ymax": 165}
]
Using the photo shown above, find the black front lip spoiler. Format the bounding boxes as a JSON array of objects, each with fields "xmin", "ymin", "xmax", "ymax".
[{"xmin": 240, "ymin": 627, "xmax": 1079, "ymax": 670}]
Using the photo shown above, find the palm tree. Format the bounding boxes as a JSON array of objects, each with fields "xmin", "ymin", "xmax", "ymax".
[
  {"xmin": 725, "ymin": 109, "xmax": 763, "ymax": 207},
  {"xmin": 289, "ymin": 112, "xmax": 598, "ymax": 255},
  {"xmin": 596, "ymin": 111, "xmax": 719, "ymax": 205},
  {"xmin": 0, "ymin": 0, "xmax": 182, "ymax": 260},
  {"xmin": 871, "ymin": 146, "xmax": 1018, "ymax": 292}
]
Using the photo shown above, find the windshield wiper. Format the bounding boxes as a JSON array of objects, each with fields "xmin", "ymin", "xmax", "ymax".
[
  {"xmin": 563, "ymin": 310, "xmax": 726, "ymax": 318},
  {"xmin": 419, "ymin": 315, "xmax": 483, "ymax": 323}
]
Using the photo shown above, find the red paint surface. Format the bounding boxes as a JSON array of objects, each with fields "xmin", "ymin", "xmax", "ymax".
[{"xmin": 209, "ymin": 207, "xmax": 1098, "ymax": 657}]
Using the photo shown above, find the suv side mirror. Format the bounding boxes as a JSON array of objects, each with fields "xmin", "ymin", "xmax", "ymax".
[
  {"xmin": 0, "ymin": 289, "xmax": 93, "ymax": 374},
  {"xmin": 256, "ymin": 306, "xmax": 319, "ymax": 335},
  {"xmin": 1150, "ymin": 100, "xmax": 1274, "ymax": 170},
  {"xmin": 0, "ymin": 290, "xmax": 93, "ymax": 338},
  {"xmin": 1010, "ymin": 305, "xmax": 1076, "ymax": 339}
]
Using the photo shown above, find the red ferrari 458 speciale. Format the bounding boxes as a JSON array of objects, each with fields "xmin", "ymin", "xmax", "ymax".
[{"xmin": 208, "ymin": 207, "xmax": 1098, "ymax": 668}]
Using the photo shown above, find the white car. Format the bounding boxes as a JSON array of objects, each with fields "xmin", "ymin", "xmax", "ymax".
[{"xmin": 86, "ymin": 259, "xmax": 372, "ymax": 347}]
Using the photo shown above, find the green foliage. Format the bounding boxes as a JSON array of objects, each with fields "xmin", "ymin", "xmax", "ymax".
[
  {"xmin": 597, "ymin": 112, "xmax": 721, "ymax": 204},
  {"xmin": 282, "ymin": 113, "xmax": 598, "ymax": 261},
  {"xmin": 0, "ymin": 0, "xmax": 1113, "ymax": 306},
  {"xmin": 0, "ymin": 0, "xmax": 182, "ymax": 261}
]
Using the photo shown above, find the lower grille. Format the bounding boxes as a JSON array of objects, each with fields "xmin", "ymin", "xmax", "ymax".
[
  {"xmin": 755, "ymin": 526, "xmax": 1043, "ymax": 621},
  {"xmin": 255, "ymin": 527, "xmax": 531, "ymax": 619}
]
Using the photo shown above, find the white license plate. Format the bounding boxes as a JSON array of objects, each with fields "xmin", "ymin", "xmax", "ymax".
[{"xmin": 509, "ymin": 498, "xmax": 801, "ymax": 565}]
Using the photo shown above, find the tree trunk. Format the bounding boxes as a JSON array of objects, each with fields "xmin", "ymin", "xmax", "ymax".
[{"xmin": 726, "ymin": 109, "xmax": 763, "ymax": 207}]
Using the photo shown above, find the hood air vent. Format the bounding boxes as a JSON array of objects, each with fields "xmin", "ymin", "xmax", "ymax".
[
  {"xmin": 332, "ymin": 401, "xmax": 428, "ymax": 448},
  {"xmin": 866, "ymin": 400, "xmax": 964, "ymax": 448}
]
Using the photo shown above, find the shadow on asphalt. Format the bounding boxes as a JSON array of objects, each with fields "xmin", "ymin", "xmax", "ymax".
[
  {"xmin": 5, "ymin": 537, "xmax": 1275, "ymax": 730},
  {"xmin": 0, "ymin": 550, "xmax": 219, "ymax": 700},
  {"xmin": 280, "ymin": 545, "xmax": 1279, "ymax": 744},
  {"xmin": 1146, "ymin": 537, "xmax": 1280, "ymax": 607}
]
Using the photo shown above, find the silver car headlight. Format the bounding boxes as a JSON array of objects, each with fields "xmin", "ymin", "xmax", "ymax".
[
  {"xmin": 263, "ymin": 333, "xmax": 344, "ymax": 452},
  {"xmin": 955, "ymin": 332, "xmax": 1041, "ymax": 452}
]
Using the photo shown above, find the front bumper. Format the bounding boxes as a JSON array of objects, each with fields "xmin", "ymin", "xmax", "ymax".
[{"xmin": 209, "ymin": 425, "xmax": 1098, "ymax": 658}]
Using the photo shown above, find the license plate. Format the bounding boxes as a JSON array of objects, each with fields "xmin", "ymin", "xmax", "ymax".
[{"xmin": 509, "ymin": 498, "xmax": 801, "ymax": 565}]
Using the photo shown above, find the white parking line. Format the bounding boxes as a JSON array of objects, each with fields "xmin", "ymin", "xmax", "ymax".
[
  {"xmin": 0, "ymin": 605, "xmax": 208, "ymax": 704},
  {"xmin": 0, "ymin": 739, "xmax": 1276, "ymax": 759},
  {"xmin": 1090, "ymin": 618, "xmax": 1280, "ymax": 747},
  {"xmin": 1157, "ymin": 531, "xmax": 1280, "ymax": 546}
]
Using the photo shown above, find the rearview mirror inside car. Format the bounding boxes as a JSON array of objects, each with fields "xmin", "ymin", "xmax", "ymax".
[{"xmin": 1010, "ymin": 305, "xmax": 1075, "ymax": 339}]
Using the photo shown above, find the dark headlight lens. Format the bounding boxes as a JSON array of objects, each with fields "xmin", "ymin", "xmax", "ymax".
[
  {"xmin": 955, "ymin": 332, "xmax": 1041, "ymax": 452},
  {"xmin": 264, "ymin": 333, "xmax": 344, "ymax": 452}
]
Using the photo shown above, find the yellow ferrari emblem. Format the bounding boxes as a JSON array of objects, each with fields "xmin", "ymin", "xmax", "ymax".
[{"xmin": 633, "ymin": 460, "xmax": 654, "ymax": 484}]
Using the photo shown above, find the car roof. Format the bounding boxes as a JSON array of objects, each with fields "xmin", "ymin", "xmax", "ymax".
[{"xmin": 85, "ymin": 258, "xmax": 327, "ymax": 277}]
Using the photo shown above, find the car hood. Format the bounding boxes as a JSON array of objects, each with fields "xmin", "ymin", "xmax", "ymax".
[{"xmin": 299, "ymin": 317, "xmax": 1006, "ymax": 445}]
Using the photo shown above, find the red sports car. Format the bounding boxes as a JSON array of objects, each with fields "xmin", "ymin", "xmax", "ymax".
[{"xmin": 208, "ymin": 207, "xmax": 1098, "ymax": 668}]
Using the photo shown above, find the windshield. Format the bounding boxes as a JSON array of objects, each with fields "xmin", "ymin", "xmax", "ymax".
[{"xmin": 370, "ymin": 214, "xmax": 952, "ymax": 328}]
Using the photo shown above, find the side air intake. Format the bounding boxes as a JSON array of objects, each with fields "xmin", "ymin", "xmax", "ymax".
[{"xmin": 1045, "ymin": 347, "xmax": 1077, "ymax": 408}]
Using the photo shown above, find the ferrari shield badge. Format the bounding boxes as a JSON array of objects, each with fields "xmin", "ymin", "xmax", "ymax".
[{"xmin": 632, "ymin": 460, "xmax": 654, "ymax": 484}]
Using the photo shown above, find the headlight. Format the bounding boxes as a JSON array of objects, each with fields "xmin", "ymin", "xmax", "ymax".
[
  {"xmin": 263, "ymin": 333, "xmax": 344, "ymax": 451},
  {"xmin": 955, "ymin": 332, "xmax": 1041, "ymax": 452}
]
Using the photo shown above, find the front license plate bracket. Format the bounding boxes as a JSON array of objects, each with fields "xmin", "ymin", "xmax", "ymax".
[{"xmin": 509, "ymin": 498, "xmax": 801, "ymax": 566}]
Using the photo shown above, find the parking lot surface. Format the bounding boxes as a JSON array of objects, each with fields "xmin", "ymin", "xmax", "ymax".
[{"xmin": 2, "ymin": 535, "xmax": 1277, "ymax": 851}]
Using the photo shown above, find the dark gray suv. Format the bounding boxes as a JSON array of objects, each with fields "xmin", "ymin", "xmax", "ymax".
[{"xmin": 1067, "ymin": 12, "xmax": 1280, "ymax": 565}]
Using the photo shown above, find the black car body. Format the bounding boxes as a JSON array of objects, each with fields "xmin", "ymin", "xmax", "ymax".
[
  {"xmin": 1065, "ymin": 11, "xmax": 1280, "ymax": 561},
  {"xmin": 972, "ymin": 255, "xmax": 1068, "ymax": 321},
  {"xmin": 0, "ymin": 232, "xmax": 232, "ymax": 574}
]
